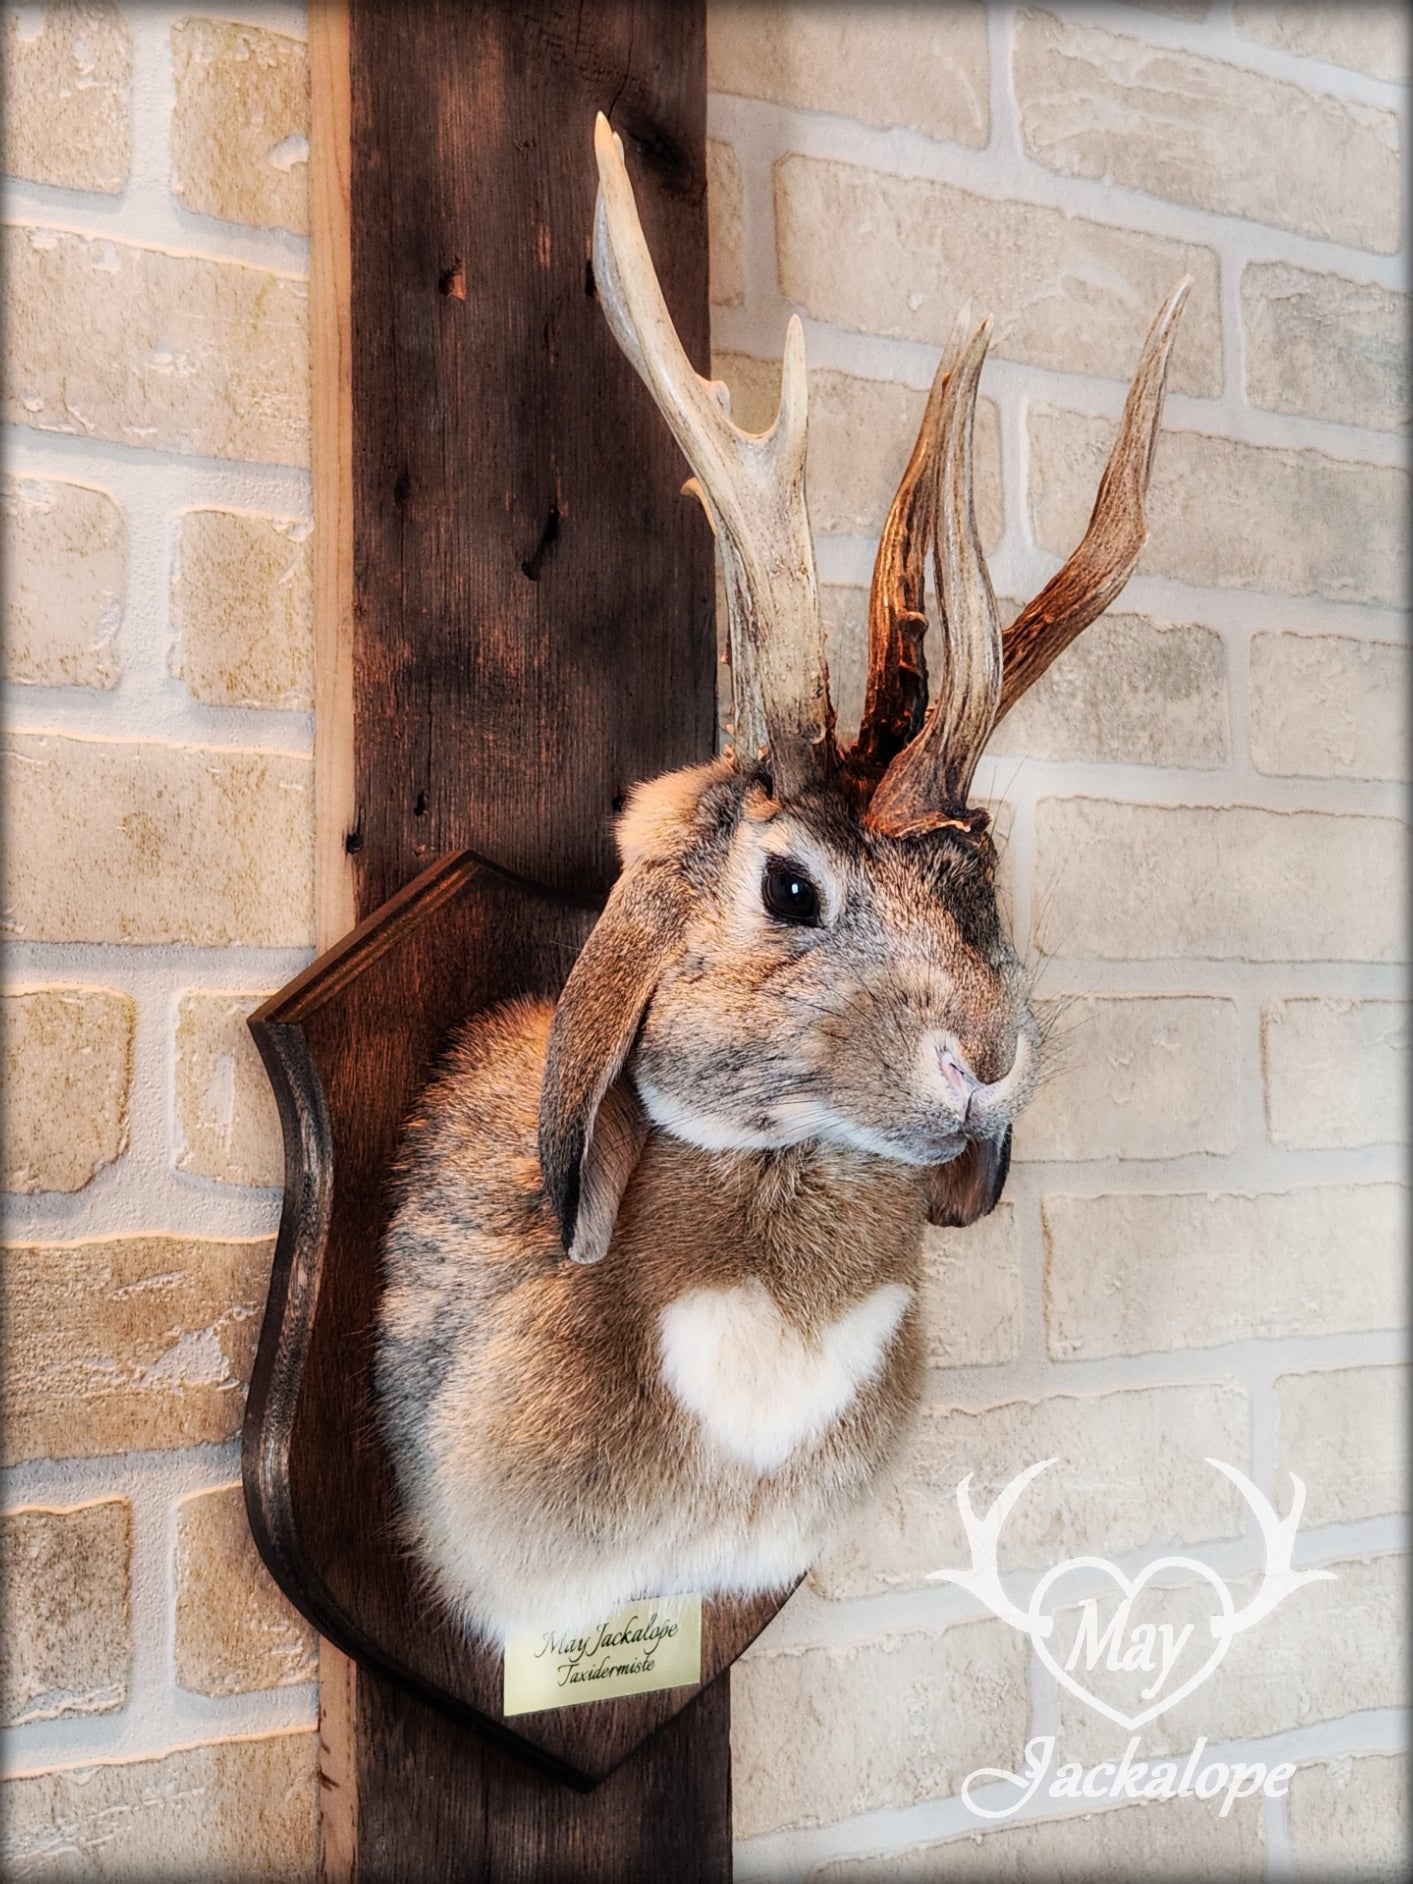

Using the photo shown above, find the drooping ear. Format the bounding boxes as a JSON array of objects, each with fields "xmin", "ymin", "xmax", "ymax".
[
  {"xmin": 925, "ymin": 1128, "xmax": 1012, "ymax": 1227},
  {"xmin": 538, "ymin": 862, "xmax": 688, "ymax": 1263}
]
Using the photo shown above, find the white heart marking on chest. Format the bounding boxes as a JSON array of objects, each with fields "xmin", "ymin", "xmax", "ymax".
[{"xmin": 658, "ymin": 1278, "xmax": 912, "ymax": 1474}]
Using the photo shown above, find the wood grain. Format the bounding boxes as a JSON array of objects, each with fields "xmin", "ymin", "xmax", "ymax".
[
  {"xmin": 246, "ymin": 0, "xmax": 760, "ymax": 1872},
  {"xmin": 347, "ymin": 0, "xmax": 715, "ymax": 912}
]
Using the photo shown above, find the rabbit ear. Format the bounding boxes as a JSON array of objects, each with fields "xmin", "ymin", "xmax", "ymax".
[
  {"xmin": 539, "ymin": 861, "xmax": 688, "ymax": 1263},
  {"xmin": 926, "ymin": 1128, "xmax": 1012, "ymax": 1228}
]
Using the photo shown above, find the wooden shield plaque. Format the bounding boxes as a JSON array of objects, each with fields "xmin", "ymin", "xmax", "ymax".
[{"xmin": 244, "ymin": 849, "xmax": 791, "ymax": 1788}]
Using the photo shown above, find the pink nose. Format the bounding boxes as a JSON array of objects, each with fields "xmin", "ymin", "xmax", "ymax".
[{"xmin": 938, "ymin": 1044, "xmax": 978, "ymax": 1111}]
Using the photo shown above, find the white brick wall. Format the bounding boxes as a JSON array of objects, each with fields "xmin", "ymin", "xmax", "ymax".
[
  {"xmin": 3, "ymin": 2, "xmax": 1406, "ymax": 1876},
  {"xmin": 707, "ymin": 4, "xmax": 1408, "ymax": 1878},
  {"xmin": 2, "ymin": 3, "xmax": 317, "ymax": 1865}
]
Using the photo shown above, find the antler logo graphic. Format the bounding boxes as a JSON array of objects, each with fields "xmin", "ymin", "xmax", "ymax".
[{"xmin": 927, "ymin": 1459, "xmax": 1335, "ymax": 1731}]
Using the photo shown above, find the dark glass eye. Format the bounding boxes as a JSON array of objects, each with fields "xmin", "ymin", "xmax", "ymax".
[{"xmin": 762, "ymin": 859, "xmax": 821, "ymax": 927}]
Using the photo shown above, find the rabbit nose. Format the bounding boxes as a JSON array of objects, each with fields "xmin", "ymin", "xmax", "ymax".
[{"xmin": 937, "ymin": 1043, "xmax": 980, "ymax": 1118}]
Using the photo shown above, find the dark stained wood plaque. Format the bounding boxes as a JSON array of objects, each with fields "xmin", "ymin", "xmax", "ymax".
[{"xmin": 244, "ymin": 849, "xmax": 785, "ymax": 1788}]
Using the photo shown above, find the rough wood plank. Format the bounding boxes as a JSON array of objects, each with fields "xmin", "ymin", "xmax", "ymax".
[
  {"xmin": 348, "ymin": 0, "xmax": 715, "ymax": 911},
  {"xmin": 258, "ymin": 0, "xmax": 741, "ymax": 1873}
]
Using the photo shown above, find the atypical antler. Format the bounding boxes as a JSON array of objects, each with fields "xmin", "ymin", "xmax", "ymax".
[
  {"xmin": 1206, "ymin": 1460, "xmax": 1336, "ymax": 1638},
  {"xmin": 865, "ymin": 314, "xmax": 1002, "ymax": 835},
  {"xmin": 854, "ymin": 277, "xmax": 1189, "ymax": 831},
  {"xmin": 592, "ymin": 113, "xmax": 833, "ymax": 792},
  {"xmin": 854, "ymin": 306, "xmax": 967, "ymax": 775},
  {"xmin": 996, "ymin": 276, "xmax": 1191, "ymax": 723},
  {"xmin": 925, "ymin": 1458, "xmax": 1058, "ymax": 1633}
]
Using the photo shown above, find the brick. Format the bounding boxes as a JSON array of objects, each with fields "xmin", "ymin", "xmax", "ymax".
[
  {"xmin": 1044, "ymin": 1184, "xmax": 1404, "ymax": 1360},
  {"xmin": 990, "ymin": 611, "xmax": 1228, "ymax": 770},
  {"xmin": 1288, "ymin": 1754, "xmax": 1411, "ymax": 1883},
  {"xmin": 1034, "ymin": 800, "xmax": 1405, "ymax": 962},
  {"xmin": 920, "ymin": 1201, "xmax": 1018, "ymax": 1368},
  {"xmin": 775, "ymin": 155, "xmax": 1220, "ymax": 396},
  {"xmin": 0, "ymin": 2, "xmax": 130, "ymax": 194},
  {"xmin": 1, "ymin": 1500, "xmax": 130, "ymax": 1726},
  {"xmin": 2, "ymin": 473, "xmax": 123, "ymax": 688},
  {"xmin": 1015, "ymin": 996, "xmax": 1239, "ymax": 1164},
  {"xmin": 170, "ymin": 508, "xmax": 313, "ymax": 709},
  {"xmin": 1057, "ymin": 1553, "xmax": 1406, "ymax": 1764},
  {"xmin": 1242, "ymin": 263, "xmax": 1409, "ymax": 435},
  {"xmin": 1, "ymin": 732, "xmax": 314, "ymax": 947},
  {"xmin": 714, "ymin": 351, "xmax": 1003, "ymax": 543},
  {"xmin": 709, "ymin": 1, "xmax": 989, "ymax": 149},
  {"xmin": 175, "ymin": 1484, "xmax": 317, "ymax": 1696},
  {"xmin": 171, "ymin": 17, "xmax": 309, "ymax": 235},
  {"xmin": 5, "ymin": 224, "xmax": 309, "ymax": 467},
  {"xmin": 1, "ymin": 1731, "xmax": 317, "ymax": 1879},
  {"xmin": 1013, "ymin": 11, "xmax": 1401, "ymax": 253},
  {"xmin": 1029, "ymin": 405, "xmax": 1408, "ymax": 608},
  {"xmin": 1276, "ymin": 1365, "xmax": 1409, "ymax": 1525},
  {"xmin": 1233, "ymin": 3, "xmax": 1408, "ymax": 83},
  {"xmin": 813, "ymin": 1384, "xmax": 1246, "ymax": 1601},
  {"xmin": 1250, "ymin": 632, "xmax": 1408, "ymax": 781},
  {"xmin": 1263, "ymin": 997, "xmax": 1410, "ymax": 1149},
  {"xmin": 2, "ymin": 987, "xmax": 134, "ymax": 1194},
  {"xmin": 707, "ymin": 139, "xmax": 743, "ymax": 309},
  {"xmin": 1, "ymin": 1233, "xmax": 272, "ymax": 1466},
  {"xmin": 811, "ymin": 1791, "xmax": 1263, "ymax": 1881},
  {"xmin": 732, "ymin": 1618, "xmax": 1027, "ymax": 1839},
  {"xmin": 174, "ymin": 991, "xmax": 282, "ymax": 1188},
  {"xmin": 1119, "ymin": 0, "xmax": 1210, "ymax": 15}
]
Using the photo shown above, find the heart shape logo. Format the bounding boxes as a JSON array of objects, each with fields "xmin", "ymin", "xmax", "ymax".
[{"xmin": 1028, "ymin": 1555, "xmax": 1235, "ymax": 1731}]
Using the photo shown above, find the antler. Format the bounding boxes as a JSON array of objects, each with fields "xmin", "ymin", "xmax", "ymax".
[
  {"xmin": 925, "ymin": 1458, "xmax": 1057, "ymax": 1634},
  {"xmin": 853, "ymin": 278, "xmax": 1189, "ymax": 832},
  {"xmin": 864, "ymin": 314, "xmax": 1001, "ymax": 837},
  {"xmin": 995, "ymin": 276, "xmax": 1191, "ymax": 723},
  {"xmin": 853, "ymin": 306, "xmax": 967, "ymax": 775},
  {"xmin": 1207, "ymin": 1460, "xmax": 1336, "ymax": 1638},
  {"xmin": 592, "ymin": 113, "xmax": 833, "ymax": 792}
]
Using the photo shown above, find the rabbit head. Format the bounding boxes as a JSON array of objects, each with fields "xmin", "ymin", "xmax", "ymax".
[{"xmin": 540, "ymin": 118, "xmax": 1189, "ymax": 1265}]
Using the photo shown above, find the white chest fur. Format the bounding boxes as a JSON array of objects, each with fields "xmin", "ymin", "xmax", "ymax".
[{"xmin": 658, "ymin": 1279, "xmax": 913, "ymax": 1475}]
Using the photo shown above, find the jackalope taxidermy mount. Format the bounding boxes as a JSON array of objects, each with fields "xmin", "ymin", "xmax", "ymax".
[{"xmin": 376, "ymin": 115, "xmax": 1190, "ymax": 1646}]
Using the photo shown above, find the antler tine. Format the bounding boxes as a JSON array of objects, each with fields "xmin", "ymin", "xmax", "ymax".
[
  {"xmin": 996, "ymin": 276, "xmax": 1191, "ymax": 723},
  {"xmin": 865, "ymin": 315, "xmax": 1001, "ymax": 837},
  {"xmin": 854, "ymin": 305, "xmax": 971, "ymax": 772},
  {"xmin": 592, "ymin": 114, "xmax": 832, "ymax": 789}
]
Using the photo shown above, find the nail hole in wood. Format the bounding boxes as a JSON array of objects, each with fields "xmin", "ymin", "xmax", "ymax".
[{"xmin": 520, "ymin": 504, "xmax": 561, "ymax": 581}]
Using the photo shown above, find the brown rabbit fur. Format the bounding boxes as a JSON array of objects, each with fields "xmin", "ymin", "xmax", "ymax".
[
  {"xmin": 377, "ymin": 757, "xmax": 1037, "ymax": 1644},
  {"xmin": 376, "ymin": 117, "xmax": 1186, "ymax": 1649}
]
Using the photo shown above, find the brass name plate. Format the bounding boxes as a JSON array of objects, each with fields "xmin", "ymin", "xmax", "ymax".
[{"xmin": 502, "ymin": 1593, "xmax": 703, "ymax": 1717}]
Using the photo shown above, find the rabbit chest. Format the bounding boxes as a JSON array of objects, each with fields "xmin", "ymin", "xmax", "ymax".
[
  {"xmin": 657, "ymin": 1275, "xmax": 914, "ymax": 1474},
  {"xmin": 378, "ymin": 1009, "xmax": 931, "ymax": 1641},
  {"xmin": 619, "ymin": 1134, "xmax": 928, "ymax": 1480}
]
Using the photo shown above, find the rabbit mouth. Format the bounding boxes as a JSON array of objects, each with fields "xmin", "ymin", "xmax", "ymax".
[{"xmin": 920, "ymin": 1128, "xmax": 970, "ymax": 1162}]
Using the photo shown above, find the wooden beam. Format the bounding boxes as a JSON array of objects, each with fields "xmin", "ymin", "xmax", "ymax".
[
  {"xmin": 347, "ymin": 0, "xmax": 714, "ymax": 914},
  {"xmin": 303, "ymin": 1, "xmax": 719, "ymax": 1873}
]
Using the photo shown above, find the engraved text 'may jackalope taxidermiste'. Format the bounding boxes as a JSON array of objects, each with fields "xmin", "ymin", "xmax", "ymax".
[{"xmin": 375, "ymin": 116, "xmax": 1190, "ymax": 1648}]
